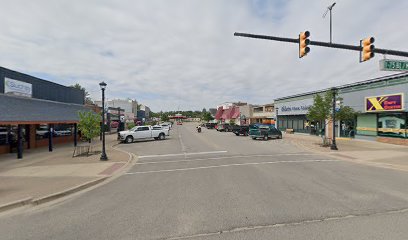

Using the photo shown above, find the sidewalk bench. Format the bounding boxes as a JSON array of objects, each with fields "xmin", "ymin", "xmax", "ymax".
[{"xmin": 286, "ymin": 129, "xmax": 294, "ymax": 134}]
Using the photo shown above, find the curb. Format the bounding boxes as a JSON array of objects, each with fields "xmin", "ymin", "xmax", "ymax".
[
  {"xmin": 32, "ymin": 177, "xmax": 108, "ymax": 205},
  {"xmin": 0, "ymin": 197, "xmax": 33, "ymax": 213}
]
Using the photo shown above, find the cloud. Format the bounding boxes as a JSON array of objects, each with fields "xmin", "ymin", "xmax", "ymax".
[{"xmin": 0, "ymin": 0, "xmax": 407, "ymax": 111}]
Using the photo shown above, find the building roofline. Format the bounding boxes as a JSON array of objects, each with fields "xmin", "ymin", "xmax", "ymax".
[
  {"xmin": 274, "ymin": 72, "xmax": 408, "ymax": 101},
  {"xmin": 0, "ymin": 66, "xmax": 78, "ymax": 90}
]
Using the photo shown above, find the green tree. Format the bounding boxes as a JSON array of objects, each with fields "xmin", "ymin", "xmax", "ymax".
[
  {"xmin": 336, "ymin": 106, "xmax": 357, "ymax": 121},
  {"xmin": 70, "ymin": 83, "xmax": 93, "ymax": 104},
  {"xmin": 307, "ymin": 91, "xmax": 332, "ymax": 123},
  {"xmin": 161, "ymin": 114, "xmax": 170, "ymax": 122},
  {"xmin": 202, "ymin": 108, "xmax": 207, "ymax": 113},
  {"xmin": 202, "ymin": 112, "xmax": 214, "ymax": 122},
  {"xmin": 78, "ymin": 111, "xmax": 100, "ymax": 143},
  {"xmin": 229, "ymin": 119, "xmax": 236, "ymax": 125}
]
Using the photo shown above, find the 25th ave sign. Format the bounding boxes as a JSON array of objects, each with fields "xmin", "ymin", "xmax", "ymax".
[
  {"xmin": 366, "ymin": 94, "xmax": 404, "ymax": 112},
  {"xmin": 380, "ymin": 59, "xmax": 408, "ymax": 71}
]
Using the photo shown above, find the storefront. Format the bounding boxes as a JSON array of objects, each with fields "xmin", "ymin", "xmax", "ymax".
[
  {"xmin": 0, "ymin": 67, "xmax": 89, "ymax": 158},
  {"xmin": 275, "ymin": 73, "xmax": 408, "ymax": 145}
]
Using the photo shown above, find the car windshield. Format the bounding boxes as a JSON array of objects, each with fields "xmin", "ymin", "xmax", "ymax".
[{"xmin": 130, "ymin": 127, "xmax": 138, "ymax": 131}]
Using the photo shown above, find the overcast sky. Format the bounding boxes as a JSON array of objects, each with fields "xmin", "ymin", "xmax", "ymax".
[{"xmin": 1, "ymin": 0, "xmax": 407, "ymax": 111}]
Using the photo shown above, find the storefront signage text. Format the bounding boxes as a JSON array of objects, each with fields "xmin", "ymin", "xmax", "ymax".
[
  {"xmin": 365, "ymin": 93, "xmax": 403, "ymax": 112},
  {"xmin": 4, "ymin": 78, "xmax": 32, "ymax": 98},
  {"xmin": 281, "ymin": 105, "xmax": 311, "ymax": 112}
]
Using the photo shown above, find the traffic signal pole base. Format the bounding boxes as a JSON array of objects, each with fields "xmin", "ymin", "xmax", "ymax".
[{"xmin": 330, "ymin": 143, "xmax": 338, "ymax": 150}]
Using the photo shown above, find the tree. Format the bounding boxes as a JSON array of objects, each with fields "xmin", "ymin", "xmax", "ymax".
[
  {"xmin": 161, "ymin": 114, "xmax": 170, "ymax": 122},
  {"xmin": 336, "ymin": 106, "xmax": 357, "ymax": 121},
  {"xmin": 202, "ymin": 112, "xmax": 214, "ymax": 122},
  {"xmin": 78, "ymin": 111, "xmax": 100, "ymax": 143},
  {"xmin": 307, "ymin": 91, "xmax": 332, "ymax": 123},
  {"xmin": 71, "ymin": 83, "xmax": 93, "ymax": 104},
  {"xmin": 202, "ymin": 108, "xmax": 207, "ymax": 113},
  {"xmin": 229, "ymin": 119, "xmax": 236, "ymax": 125}
]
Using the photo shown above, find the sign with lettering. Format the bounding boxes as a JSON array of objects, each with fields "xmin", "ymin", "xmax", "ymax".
[
  {"xmin": 365, "ymin": 94, "xmax": 404, "ymax": 112},
  {"xmin": 380, "ymin": 59, "xmax": 408, "ymax": 71},
  {"xmin": 276, "ymin": 97, "xmax": 314, "ymax": 116},
  {"xmin": 4, "ymin": 78, "xmax": 32, "ymax": 97}
]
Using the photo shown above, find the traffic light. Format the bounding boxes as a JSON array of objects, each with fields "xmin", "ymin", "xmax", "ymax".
[
  {"xmin": 299, "ymin": 31, "xmax": 310, "ymax": 58},
  {"xmin": 360, "ymin": 37, "xmax": 375, "ymax": 62}
]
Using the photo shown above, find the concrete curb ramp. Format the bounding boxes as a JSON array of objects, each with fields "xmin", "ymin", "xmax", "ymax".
[{"xmin": 0, "ymin": 177, "xmax": 108, "ymax": 213}]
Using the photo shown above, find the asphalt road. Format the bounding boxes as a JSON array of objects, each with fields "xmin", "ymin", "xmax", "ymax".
[{"xmin": 1, "ymin": 123, "xmax": 408, "ymax": 239}]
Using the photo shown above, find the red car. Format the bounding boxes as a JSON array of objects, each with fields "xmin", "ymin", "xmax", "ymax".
[{"xmin": 177, "ymin": 122, "xmax": 183, "ymax": 125}]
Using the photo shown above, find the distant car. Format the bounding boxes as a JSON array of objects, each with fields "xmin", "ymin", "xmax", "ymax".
[
  {"xmin": 177, "ymin": 122, "xmax": 183, "ymax": 125},
  {"xmin": 233, "ymin": 125, "xmax": 249, "ymax": 136},
  {"xmin": 249, "ymin": 124, "xmax": 282, "ymax": 140},
  {"xmin": 205, "ymin": 123, "xmax": 216, "ymax": 129},
  {"xmin": 216, "ymin": 123, "xmax": 228, "ymax": 132}
]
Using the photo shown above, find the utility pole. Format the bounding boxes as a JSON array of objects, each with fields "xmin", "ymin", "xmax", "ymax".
[{"xmin": 323, "ymin": 2, "xmax": 336, "ymax": 44}]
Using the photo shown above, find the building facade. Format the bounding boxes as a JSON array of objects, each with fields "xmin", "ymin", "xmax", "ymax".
[
  {"xmin": 275, "ymin": 73, "xmax": 408, "ymax": 145},
  {"xmin": 95, "ymin": 98, "xmax": 138, "ymax": 122},
  {"xmin": 0, "ymin": 67, "xmax": 88, "ymax": 158}
]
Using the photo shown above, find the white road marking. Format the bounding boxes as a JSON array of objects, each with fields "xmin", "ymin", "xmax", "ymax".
[
  {"xmin": 126, "ymin": 159, "xmax": 340, "ymax": 174},
  {"xmin": 138, "ymin": 151, "xmax": 228, "ymax": 159},
  {"xmin": 178, "ymin": 132, "xmax": 186, "ymax": 153},
  {"xmin": 137, "ymin": 153, "xmax": 320, "ymax": 165}
]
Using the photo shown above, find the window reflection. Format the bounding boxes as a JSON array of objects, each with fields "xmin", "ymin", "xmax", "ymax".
[{"xmin": 378, "ymin": 113, "xmax": 407, "ymax": 138}]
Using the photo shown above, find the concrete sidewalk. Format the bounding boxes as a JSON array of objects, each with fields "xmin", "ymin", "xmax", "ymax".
[
  {"xmin": 284, "ymin": 133, "xmax": 408, "ymax": 172},
  {"xmin": 0, "ymin": 134, "xmax": 132, "ymax": 209}
]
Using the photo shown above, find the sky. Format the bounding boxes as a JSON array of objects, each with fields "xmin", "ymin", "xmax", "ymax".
[{"xmin": 0, "ymin": 0, "xmax": 407, "ymax": 112}]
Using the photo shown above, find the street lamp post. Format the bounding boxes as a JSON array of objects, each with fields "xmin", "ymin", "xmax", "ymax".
[
  {"xmin": 99, "ymin": 81, "xmax": 108, "ymax": 161},
  {"xmin": 330, "ymin": 87, "xmax": 338, "ymax": 150}
]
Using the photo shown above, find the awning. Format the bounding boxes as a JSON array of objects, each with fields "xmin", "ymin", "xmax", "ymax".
[
  {"xmin": 214, "ymin": 107, "xmax": 223, "ymax": 120},
  {"xmin": 230, "ymin": 106, "xmax": 240, "ymax": 119},
  {"xmin": 0, "ymin": 94, "xmax": 89, "ymax": 124}
]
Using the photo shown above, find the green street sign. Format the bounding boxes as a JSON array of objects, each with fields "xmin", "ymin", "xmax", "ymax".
[{"xmin": 380, "ymin": 59, "xmax": 408, "ymax": 71}]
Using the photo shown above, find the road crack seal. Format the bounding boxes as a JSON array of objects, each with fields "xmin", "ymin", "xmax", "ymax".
[{"xmin": 163, "ymin": 207, "xmax": 408, "ymax": 239}]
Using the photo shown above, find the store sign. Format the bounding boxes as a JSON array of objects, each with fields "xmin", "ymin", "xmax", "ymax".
[
  {"xmin": 4, "ymin": 78, "xmax": 32, "ymax": 97},
  {"xmin": 276, "ymin": 97, "xmax": 314, "ymax": 116},
  {"xmin": 365, "ymin": 94, "xmax": 403, "ymax": 112},
  {"xmin": 281, "ymin": 105, "xmax": 311, "ymax": 113}
]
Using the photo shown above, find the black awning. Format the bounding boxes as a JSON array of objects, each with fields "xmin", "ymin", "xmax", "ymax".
[{"xmin": 0, "ymin": 94, "xmax": 89, "ymax": 124}]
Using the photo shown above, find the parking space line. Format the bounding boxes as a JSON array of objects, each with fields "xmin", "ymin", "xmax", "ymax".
[
  {"xmin": 138, "ymin": 151, "xmax": 228, "ymax": 159},
  {"xmin": 137, "ymin": 153, "xmax": 321, "ymax": 165},
  {"xmin": 126, "ymin": 159, "xmax": 340, "ymax": 174}
]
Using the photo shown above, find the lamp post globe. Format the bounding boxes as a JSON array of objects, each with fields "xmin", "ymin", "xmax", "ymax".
[{"xmin": 99, "ymin": 81, "xmax": 108, "ymax": 160}]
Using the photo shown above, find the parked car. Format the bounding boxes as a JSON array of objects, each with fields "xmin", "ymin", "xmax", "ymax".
[
  {"xmin": 176, "ymin": 121, "xmax": 183, "ymax": 125},
  {"xmin": 249, "ymin": 124, "xmax": 282, "ymax": 140},
  {"xmin": 205, "ymin": 123, "xmax": 216, "ymax": 129},
  {"xmin": 217, "ymin": 123, "xmax": 231, "ymax": 132},
  {"xmin": 233, "ymin": 125, "xmax": 249, "ymax": 136},
  {"xmin": 118, "ymin": 125, "xmax": 169, "ymax": 143}
]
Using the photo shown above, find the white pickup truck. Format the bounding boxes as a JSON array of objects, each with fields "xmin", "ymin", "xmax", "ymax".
[{"xmin": 119, "ymin": 125, "xmax": 169, "ymax": 143}]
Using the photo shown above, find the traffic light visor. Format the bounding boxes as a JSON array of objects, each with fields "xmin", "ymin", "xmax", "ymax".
[{"xmin": 362, "ymin": 37, "xmax": 375, "ymax": 46}]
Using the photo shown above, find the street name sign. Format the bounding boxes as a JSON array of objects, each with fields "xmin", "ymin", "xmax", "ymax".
[{"xmin": 380, "ymin": 59, "xmax": 408, "ymax": 71}]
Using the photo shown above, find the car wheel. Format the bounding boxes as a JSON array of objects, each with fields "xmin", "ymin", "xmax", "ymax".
[
  {"xmin": 252, "ymin": 137, "xmax": 256, "ymax": 140},
  {"xmin": 125, "ymin": 136, "xmax": 133, "ymax": 144},
  {"xmin": 278, "ymin": 134, "xmax": 282, "ymax": 139},
  {"xmin": 235, "ymin": 133, "xmax": 239, "ymax": 136},
  {"xmin": 263, "ymin": 135, "xmax": 268, "ymax": 141},
  {"xmin": 159, "ymin": 133, "xmax": 165, "ymax": 140}
]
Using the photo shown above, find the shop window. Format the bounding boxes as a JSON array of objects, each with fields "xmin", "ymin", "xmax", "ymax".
[
  {"xmin": 378, "ymin": 113, "xmax": 406, "ymax": 138},
  {"xmin": 0, "ymin": 126, "xmax": 10, "ymax": 145},
  {"xmin": 36, "ymin": 124, "xmax": 74, "ymax": 140}
]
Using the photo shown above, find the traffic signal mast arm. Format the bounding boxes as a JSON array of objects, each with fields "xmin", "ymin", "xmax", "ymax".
[{"xmin": 234, "ymin": 32, "xmax": 408, "ymax": 58}]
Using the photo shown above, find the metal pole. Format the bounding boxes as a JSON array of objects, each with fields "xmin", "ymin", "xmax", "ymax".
[
  {"xmin": 330, "ymin": 88, "xmax": 338, "ymax": 150},
  {"xmin": 276, "ymin": 108, "xmax": 279, "ymax": 130},
  {"xmin": 17, "ymin": 125, "xmax": 23, "ymax": 159},
  {"xmin": 74, "ymin": 123, "xmax": 77, "ymax": 147},
  {"xmin": 100, "ymin": 88, "xmax": 108, "ymax": 161},
  {"xmin": 330, "ymin": 9, "xmax": 332, "ymax": 44},
  {"xmin": 48, "ymin": 124, "xmax": 53, "ymax": 152},
  {"xmin": 233, "ymin": 32, "xmax": 408, "ymax": 58}
]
